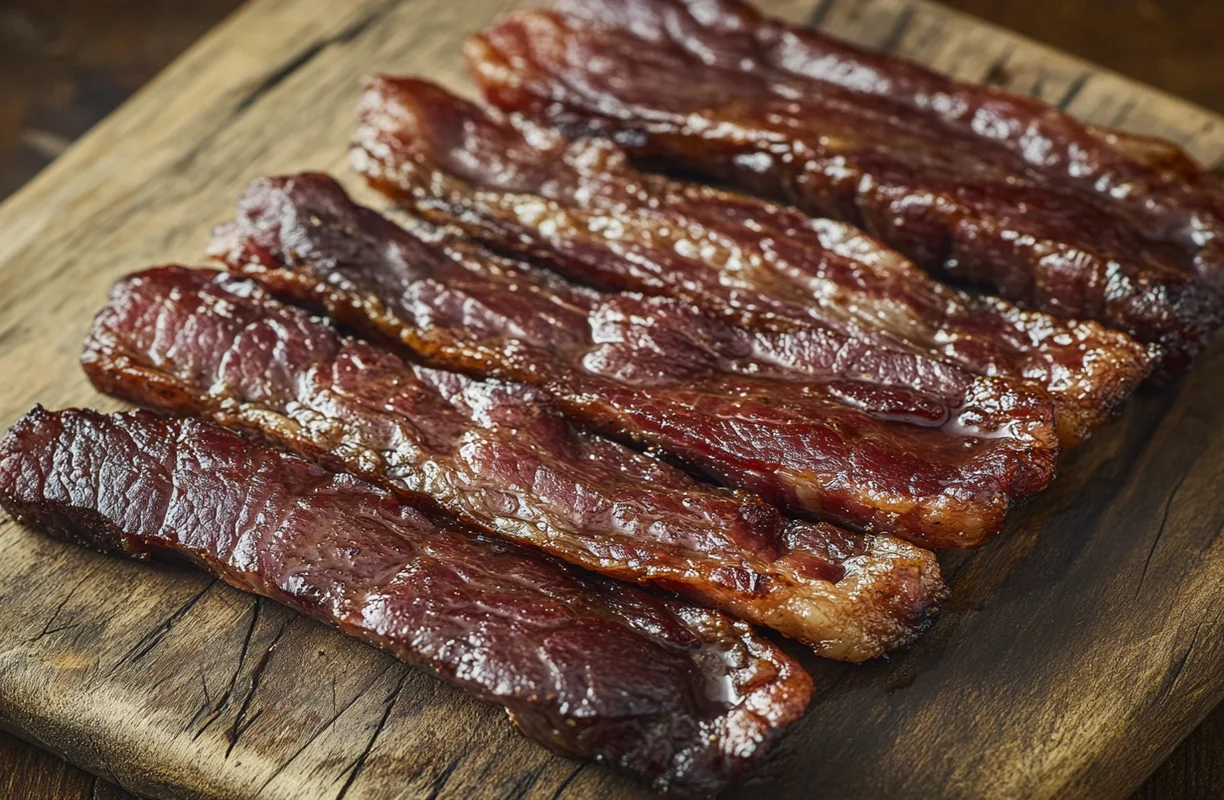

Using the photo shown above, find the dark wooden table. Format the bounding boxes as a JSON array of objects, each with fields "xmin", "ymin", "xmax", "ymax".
[{"xmin": 0, "ymin": 0, "xmax": 1220, "ymax": 797}]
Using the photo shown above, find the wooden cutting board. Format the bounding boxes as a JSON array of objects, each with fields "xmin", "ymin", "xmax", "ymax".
[{"xmin": 0, "ymin": 0, "xmax": 1221, "ymax": 797}]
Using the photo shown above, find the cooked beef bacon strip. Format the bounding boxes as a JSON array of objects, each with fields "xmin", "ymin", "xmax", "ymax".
[
  {"xmin": 550, "ymin": 0, "xmax": 1221, "ymax": 217},
  {"xmin": 467, "ymin": 0, "xmax": 1224, "ymax": 376},
  {"xmin": 353, "ymin": 76, "xmax": 1151, "ymax": 447},
  {"xmin": 81, "ymin": 266, "xmax": 946, "ymax": 660},
  {"xmin": 0, "ymin": 407, "xmax": 813, "ymax": 796},
  {"xmin": 207, "ymin": 174, "xmax": 1058, "ymax": 548}
]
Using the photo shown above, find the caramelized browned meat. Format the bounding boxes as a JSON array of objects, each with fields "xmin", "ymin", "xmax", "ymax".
[
  {"xmin": 0, "ymin": 411, "xmax": 812, "ymax": 797},
  {"xmin": 207, "ymin": 174, "xmax": 1059, "ymax": 548},
  {"xmin": 354, "ymin": 76, "xmax": 1151, "ymax": 447},
  {"xmin": 468, "ymin": 0, "xmax": 1224, "ymax": 376},
  {"xmin": 81, "ymin": 266, "xmax": 945, "ymax": 660},
  {"xmin": 0, "ymin": 407, "xmax": 813, "ymax": 796}
]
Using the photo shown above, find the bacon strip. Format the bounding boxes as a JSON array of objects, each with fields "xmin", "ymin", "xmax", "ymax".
[
  {"xmin": 207, "ymin": 173, "xmax": 1059, "ymax": 548},
  {"xmin": 468, "ymin": 0, "xmax": 1224, "ymax": 375},
  {"xmin": 0, "ymin": 407, "xmax": 813, "ymax": 796},
  {"xmin": 353, "ymin": 76, "xmax": 1150, "ymax": 447},
  {"xmin": 81, "ymin": 266, "xmax": 945, "ymax": 660}
]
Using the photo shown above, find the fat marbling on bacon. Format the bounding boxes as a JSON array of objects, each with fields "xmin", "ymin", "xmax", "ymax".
[
  {"xmin": 207, "ymin": 173, "xmax": 1059, "ymax": 548},
  {"xmin": 81, "ymin": 265, "xmax": 946, "ymax": 661},
  {"xmin": 0, "ymin": 406, "xmax": 812, "ymax": 796},
  {"xmin": 467, "ymin": 0, "xmax": 1224, "ymax": 376},
  {"xmin": 351, "ymin": 75, "xmax": 1150, "ymax": 448}
]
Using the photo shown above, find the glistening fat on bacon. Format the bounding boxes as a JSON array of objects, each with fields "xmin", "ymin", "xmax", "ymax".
[
  {"xmin": 207, "ymin": 174, "xmax": 1059, "ymax": 548},
  {"xmin": 352, "ymin": 76, "xmax": 1151, "ymax": 448},
  {"xmin": 467, "ymin": 0, "xmax": 1224, "ymax": 376},
  {"xmin": 81, "ymin": 266, "xmax": 946, "ymax": 661},
  {"xmin": 0, "ymin": 407, "xmax": 813, "ymax": 797}
]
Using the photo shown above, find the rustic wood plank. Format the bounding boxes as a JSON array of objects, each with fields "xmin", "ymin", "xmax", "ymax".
[{"xmin": 0, "ymin": 0, "xmax": 1220, "ymax": 798}]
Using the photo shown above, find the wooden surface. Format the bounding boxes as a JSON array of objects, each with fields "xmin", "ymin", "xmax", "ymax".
[
  {"xmin": 0, "ymin": 0, "xmax": 1221, "ymax": 797},
  {"xmin": 0, "ymin": 0, "xmax": 244, "ymax": 199},
  {"xmin": 943, "ymin": 0, "xmax": 1224, "ymax": 118}
]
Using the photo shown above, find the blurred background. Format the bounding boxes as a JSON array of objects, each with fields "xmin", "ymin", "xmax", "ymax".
[{"xmin": 0, "ymin": 1, "xmax": 1220, "ymax": 797}]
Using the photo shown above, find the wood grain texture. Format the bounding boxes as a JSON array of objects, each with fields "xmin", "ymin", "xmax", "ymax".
[
  {"xmin": 1133, "ymin": 705, "xmax": 1224, "ymax": 800},
  {"xmin": 940, "ymin": 0, "xmax": 1224, "ymax": 117},
  {"xmin": 0, "ymin": 0, "xmax": 243, "ymax": 198},
  {"xmin": 0, "ymin": 730, "xmax": 96, "ymax": 800},
  {"xmin": 0, "ymin": 0, "xmax": 1220, "ymax": 798}
]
